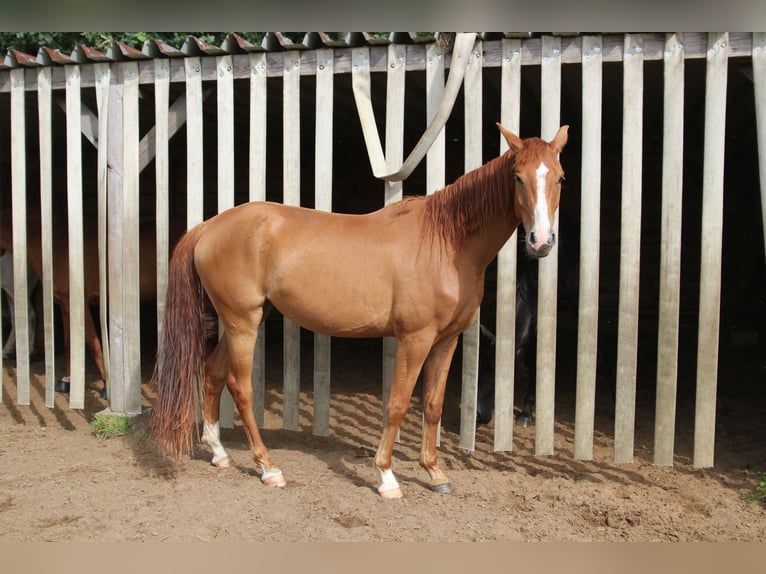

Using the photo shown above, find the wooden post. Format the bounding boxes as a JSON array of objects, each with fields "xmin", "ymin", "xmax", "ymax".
[
  {"xmin": 574, "ymin": 35, "xmax": 603, "ymax": 461},
  {"xmin": 282, "ymin": 50, "xmax": 302, "ymax": 432},
  {"xmin": 65, "ymin": 65, "xmax": 86, "ymax": 410},
  {"xmin": 216, "ymin": 55, "xmax": 236, "ymax": 429},
  {"xmin": 494, "ymin": 38, "xmax": 521, "ymax": 452},
  {"xmin": 535, "ymin": 35, "xmax": 562, "ymax": 456},
  {"xmin": 249, "ymin": 52, "xmax": 268, "ymax": 428},
  {"xmin": 154, "ymin": 59, "xmax": 170, "ymax": 343},
  {"xmin": 694, "ymin": 33, "xmax": 728, "ymax": 469},
  {"xmin": 185, "ymin": 57, "xmax": 204, "ymax": 229},
  {"xmin": 753, "ymin": 33, "xmax": 766, "ymax": 274},
  {"xmin": 426, "ymin": 40, "xmax": 445, "ymax": 446},
  {"xmin": 10, "ymin": 68, "xmax": 30, "ymax": 405},
  {"xmin": 654, "ymin": 33, "xmax": 685, "ymax": 466},
  {"xmin": 614, "ymin": 34, "xmax": 644, "ymax": 464},
  {"xmin": 95, "ymin": 64, "xmax": 111, "ymax": 401},
  {"xmin": 313, "ymin": 48, "xmax": 334, "ymax": 437},
  {"xmin": 382, "ymin": 43, "xmax": 406, "ymax": 440},
  {"xmin": 37, "ymin": 66, "xmax": 56, "ymax": 407},
  {"xmin": 122, "ymin": 63, "xmax": 142, "ymax": 415},
  {"xmin": 459, "ymin": 41, "xmax": 482, "ymax": 452}
]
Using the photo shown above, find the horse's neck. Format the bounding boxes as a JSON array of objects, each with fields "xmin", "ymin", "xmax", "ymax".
[{"xmin": 461, "ymin": 211, "xmax": 521, "ymax": 271}]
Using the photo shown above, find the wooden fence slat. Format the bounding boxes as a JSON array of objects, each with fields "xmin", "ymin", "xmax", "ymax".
[
  {"xmin": 459, "ymin": 41, "xmax": 483, "ymax": 452},
  {"xmin": 614, "ymin": 35, "xmax": 644, "ymax": 464},
  {"xmin": 426, "ymin": 41, "xmax": 445, "ymax": 446},
  {"xmin": 65, "ymin": 65, "xmax": 86, "ymax": 409},
  {"xmin": 185, "ymin": 58, "xmax": 204, "ymax": 229},
  {"xmin": 282, "ymin": 50, "xmax": 302, "ymax": 431},
  {"xmin": 95, "ymin": 64, "xmax": 111, "ymax": 400},
  {"xmin": 313, "ymin": 48, "xmax": 334, "ymax": 437},
  {"xmin": 121, "ymin": 62, "xmax": 142, "ymax": 415},
  {"xmin": 107, "ymin": 80, "xmax": 125, "ymax": 412},
  {"xmin": 574, "ymin": 35, "xmax": 603, "ymax": 461},
  {"xmin": 381, "ymin": 44, "xmax": 406, "ymax": 440},
  {"xmin": 154, "ymin": 59, "xmax": 170, "ymax": 342},
  {"xmin": 217, "ymin": 55, "xmax": 236, "ymax": 429},
  {"xmin": 694, "ymin": 33, "xmax": 729, "ymax": 469},
  {"xmin": 653, "ymin": 33, "xmax": 685, "ymax": 466},
  {"xmin": 753, "ymin": 33, "xmax": 766, "ymax": 275},
  {"xmin": 249, "ymin": 52, "xmax": 268, "ymax": 428},
  {"xmin": 10, "ymin": 68, "xmax": 30, "ymax": 405},
  {"xmin": 493, "ymin": 38, "xmax": 522, "ymax": 452},
  {"xmin": 535, "ymin": 35, "xmax": 562, "ymax": 456},
  {"xmin": 37, "ymin": 67, "xmax": 56, "ymax": 407}
]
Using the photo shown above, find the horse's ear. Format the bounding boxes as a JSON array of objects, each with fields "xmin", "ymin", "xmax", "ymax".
[
  {"xmin": 551, "ymin": 125, "xmax": 569, "ymax": 154},
  {"xmin": 497, "ymin": 123, "xmax": 523, "ymax": 152}
]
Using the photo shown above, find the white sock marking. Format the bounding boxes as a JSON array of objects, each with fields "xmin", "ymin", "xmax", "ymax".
[
  {"xmin": 202, "ymin": 421, "xmax": 230, "ymax": 464},
  {"xmin": 376, "ymin": 468, "xmax": 400, "ymax": 494}
]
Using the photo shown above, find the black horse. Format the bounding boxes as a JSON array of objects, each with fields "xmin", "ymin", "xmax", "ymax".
[{"xmin": 476, "ymin": 218, "xmax": 613, "ymax": 427}]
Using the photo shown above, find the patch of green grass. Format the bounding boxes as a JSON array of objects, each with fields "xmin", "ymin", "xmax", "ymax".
[
  {"xmin": 744, "ymin": 473, "xmax": 766, "ymax": 508},
  {"xmin": 90, "ymin": 413, "xmax": 134, "ymax": 439}
]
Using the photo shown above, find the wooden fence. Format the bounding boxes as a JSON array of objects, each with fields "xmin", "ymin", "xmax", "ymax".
[{"xmin": 0, "ymin": 32, "xmax": 762, "ymax": 468}]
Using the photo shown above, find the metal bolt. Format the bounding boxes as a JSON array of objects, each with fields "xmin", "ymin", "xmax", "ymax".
[
  {"xmin": 756, "ymin": 46, "xmax": 763, "ymax": 54},
  {"xmin": 635, "ymin": 46, "xmax": 642, "ymax": 53},
  {"xmin": 553, "ymin": 48, "xmax": 560, "ymax": 55},
  {"xmin": 665, "ymin": 50, "xmax": 672, "ymax": 57},
  {"xmin": 594, "ymin": 47, "xmax": 601, "ymax": 53},
  {"xmin": 513, "ymin": 50, "xmax": 520, "ymax": 57}
]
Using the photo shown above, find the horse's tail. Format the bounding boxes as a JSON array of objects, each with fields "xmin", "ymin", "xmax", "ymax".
[{"xmin": 150, "ymin": 223, "xmax": 208, "ymax": 460}]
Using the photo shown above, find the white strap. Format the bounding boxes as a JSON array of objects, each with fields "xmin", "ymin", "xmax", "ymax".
[{"xmin": 351, "ymin": 33, "xmax": 478, "ymax": 182}]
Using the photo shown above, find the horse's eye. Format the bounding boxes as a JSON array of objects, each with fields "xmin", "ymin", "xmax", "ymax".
[
  {"xmin": 558, "ymin": 176, "xmax": 566, "ymax": 185},
  {"xmin": 515, "ymin": 175, "xmax": 524, "ymax": 185}
]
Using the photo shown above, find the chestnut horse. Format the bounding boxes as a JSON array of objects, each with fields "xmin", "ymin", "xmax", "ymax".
[
  {"xmin": 150, "ymin": 124, "xmax": 569, "ymax": 498},
  {"xmin": 0, "ymin": 210, "xmax": 179, "ymax": 397}
]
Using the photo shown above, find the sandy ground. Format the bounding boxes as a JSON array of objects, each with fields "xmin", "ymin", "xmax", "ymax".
[{"xmin": 1, "ymin": 335, "xmax": 764, "ymax": 543}]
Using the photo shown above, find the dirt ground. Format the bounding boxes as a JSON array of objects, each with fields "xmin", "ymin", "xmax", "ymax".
[{"xmin": 1, "ymin": 334, "xmax": 764, "ymax": 543}]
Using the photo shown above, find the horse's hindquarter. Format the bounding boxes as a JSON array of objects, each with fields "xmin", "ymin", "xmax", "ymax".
[{"xmin": 195, "ymin": 201, "xmax": 464, "ymax": 339}]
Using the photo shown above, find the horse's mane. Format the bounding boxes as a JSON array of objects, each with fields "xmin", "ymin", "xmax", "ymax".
[{"xmin": 421, "ymin": 150, "xmax": 517, "ymax": 246}]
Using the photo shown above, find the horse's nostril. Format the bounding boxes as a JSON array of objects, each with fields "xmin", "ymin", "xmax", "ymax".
[
  {"xmin": 549, "ymin": 232, "xmax": 556, "ymax": 246},
  {"xmin": 529, "ymin": 232, "xmax": 537, "ymax": 245}
]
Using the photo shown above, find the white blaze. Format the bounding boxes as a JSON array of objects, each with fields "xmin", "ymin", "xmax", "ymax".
[{"xmin": 532, "ymin": 162, "xmax": 551, "ymax": 247}]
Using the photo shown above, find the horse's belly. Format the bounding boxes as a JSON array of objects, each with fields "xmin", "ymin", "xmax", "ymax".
[{"xmin": 269, "ymin": 280, "xmax": 393, "ymax": 338}]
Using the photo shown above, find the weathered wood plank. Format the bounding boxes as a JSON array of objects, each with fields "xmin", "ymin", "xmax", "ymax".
[
  {"xmin": 313, "ymin": 48, "xmax": 334, "ymax": 437},
  {"xmin": 249, "ymin": 52, "xmax": 268, "ymax": 428},
  {"xmin": 282, "ymin": 50, "xmax": 302, "ymax": 432},
  {"xmin": 154, "ymin": 59, "xmax": 170, "ymax": 342},
  {"xmin": 653, "ymin": 33, "xmax": 685, "ymax": 467},
  {"xmin": 535, "ymin": 36, "xmax": 562, "ymax": 457},
  {"xmin": 65, "ymin": 65, "xmax": 86, "ymax": 409},
  {"xmin": 10, "ymin": 68, "xmax": 30, "ymax": 405},
  {"xmin": 753, "ymin": 33, "xmax": 766, "ymax": 274},
  {"xmin": 37, "ymin": 66, "xmax": 56, "ymax": 407},
  {"xmin": 185, "ymin": 58, "xmax": 204, "ymax": 229},
  {"xmin": 122, "ymin": 62, "xmax": 142, "ymax": 415},
  {"xmin": 94, "ymin": 63, "xmax": 111, "ymax": 399},
  {"xmin": 382, "ymin": 43, "xmax": 406, "ymax": 440},
  {"xmin": 694, "ymin": 33, "xmax": 728, "ymax": 469},
  {"xmin": 493, "ymin": 38, "xmax": 521, "ymax": 452},
  {"xmin": 614, "ymin": 35, "xmax": 644, "ymax": 464},
  {"xmin": 459, "ymin": 41, "xmax": 483, "ymax": 452},
  {"xmin": 574, "ymin": 35, "xmax": 603, "ymax": 461},
  {"xmin": 217, "ymin": 55, "xmax": 236, "ymax": 429}
]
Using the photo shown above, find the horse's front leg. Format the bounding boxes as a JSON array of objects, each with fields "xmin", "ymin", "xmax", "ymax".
[
  {"xmin": 420, "ymin": 335, "xmax": 459, "ymax": 493},
  {"xmin": 374, "ymin": 334, "xmax": 432, "ymax": 498}
]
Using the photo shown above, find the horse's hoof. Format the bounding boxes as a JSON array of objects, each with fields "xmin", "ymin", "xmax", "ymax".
[
  {"xmin": 517, "ymin": 415, "xmax": 532, "ymax": 428},
  {"xmin": 379, "ymin": 487, "xmax": 403, "ymax": 499},
  {"xmin": 262, "ymin": 472, "xmax": 286, "ymax": 488},
  {"xmin": 54, "ymin": 379, "xmax": 71, "ymax": 393},
  {"xmin": 212, "ymin": 456, "xmax": 233, "ymax": 468},
  {"xmin": 430, "ymin": 482, "xmax": 453, "ymax": 494}
]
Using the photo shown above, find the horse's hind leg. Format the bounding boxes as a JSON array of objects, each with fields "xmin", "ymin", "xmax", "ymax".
[
  {"xmin": 223, "ymin": 319, "xmax": 285, "ymax": 488},
  {"xmin": 201, "ymin": 337, "xmax": 234, "ymax": 467},
  {"xmin": 420, "ymin": 335, "xmax": 459, "ymax": 494}
]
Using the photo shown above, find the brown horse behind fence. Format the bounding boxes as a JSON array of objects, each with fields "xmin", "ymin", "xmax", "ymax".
[
  {"xmin": 0, "ymin": 210, "xmax": 181, "ymax": 397},
  {"xmin": 150, "ymin": 123, "xmax": 569, "ymax": 498}
]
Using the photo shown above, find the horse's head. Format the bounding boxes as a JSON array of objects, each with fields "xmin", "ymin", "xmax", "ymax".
[{"xmin": 498, "ymin": 123, "xmax": 569, "ymax": 259}]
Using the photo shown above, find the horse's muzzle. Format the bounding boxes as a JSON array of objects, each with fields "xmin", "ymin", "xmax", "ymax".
[{"xmin": 526, "ymin": 232, "xmax": 556, "ymax": 258}]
